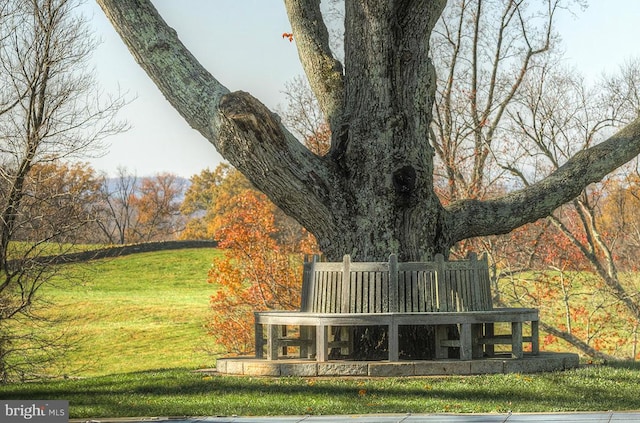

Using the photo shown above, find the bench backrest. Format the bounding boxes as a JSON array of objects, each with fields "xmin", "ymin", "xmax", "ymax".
[{"xmin": 300, "ymin": 253, "xmax": 492, "ymax": 313}]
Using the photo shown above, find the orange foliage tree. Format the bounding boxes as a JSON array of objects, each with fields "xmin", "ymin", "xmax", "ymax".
[
  {"xmin": 599, "ymin": 169, "xmax": 640, "ymax": 272},
  {"xmin": 15, "ymin": 162, "xmax": 103, "ymax": 244},
  {"xmin": 180, "ymin": 163, "xmax": 253, "ymax": 240},
  {"xmin": 202, "ymin": 165, "xmax": 318, "ymax": 355}
]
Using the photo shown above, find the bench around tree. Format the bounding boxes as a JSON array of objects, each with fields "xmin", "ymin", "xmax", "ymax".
[{"xmin": 254, "ymin": 253, "xmax": 539, "ymax": 361}]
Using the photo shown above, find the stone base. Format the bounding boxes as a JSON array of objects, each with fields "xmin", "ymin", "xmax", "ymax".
[{"xmin": 215, "ymin": 352, "xmax": 579, "ymax": 377}]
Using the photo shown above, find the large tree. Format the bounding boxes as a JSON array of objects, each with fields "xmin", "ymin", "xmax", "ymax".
[{"xmin": 97, "ymin": 0, "xmax": 640, "ymax": 261}]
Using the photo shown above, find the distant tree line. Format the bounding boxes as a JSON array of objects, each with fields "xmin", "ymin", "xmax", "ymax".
[{"xmin": 3, "ymin": 162, "xmax": 188, "ymax": 246}]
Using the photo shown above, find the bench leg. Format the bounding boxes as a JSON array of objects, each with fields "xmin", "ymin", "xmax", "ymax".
[
  {"xmin": 316, "ymin": 325, "xmax": 328, "ymax": 362},
  {"xmin": 267, "ymin": 324, "xmax": 279, "ymax": 360},
  {"xmin": 460, "ymin": 323, "xmax": 472, "ymax": 360},
  {"xmin": 531, "ymin": 320, "xmax": 539, "ymax": 355},
  {"xmin": 388, "ymin": 323, "xmax": 399, "ymax": 361},
  {"xmin": 280, "ymin": 325, "xmax": 288, "ymax": 356},
  {"xmin": 310, "ymin": 326, "xmax": 317, "ymax": 359},
  {"xmin": 340, "ymin": 327, "xmax": 351, "ymax": 356},
  {"xmin": 511, "ymin": 321, "xmax": 523, "ymax": 359},
  {"xmin": 484, "ymin": 323, "xmax": 495, "ymax": 357},
  {"xmin": 299, "ymin": 326, "xmax": 309, "ymax": 358},
  {"xmin": 471, "ymin": 324, "xmax": 484, "ymax": 358},
  {"xmin": 255, "ymin": 323, "xmax": 264, "ymax": 358},
  {"xmin": 300, "ymin": 326, "xmax": 310, "ymax": 358},
  {"xmin": 435, "ymin": 325, "xmax": 448, "ymax": 359}
]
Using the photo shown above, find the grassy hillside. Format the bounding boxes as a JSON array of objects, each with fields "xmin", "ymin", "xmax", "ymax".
[{"xmin": 40, "ymin": 248, "xmax": 222, "ymax": 377}]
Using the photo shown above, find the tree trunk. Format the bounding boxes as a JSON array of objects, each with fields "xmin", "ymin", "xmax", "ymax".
[{"xmin": 326, "ymin": 2, "xmax": 449, "ymax": 261}]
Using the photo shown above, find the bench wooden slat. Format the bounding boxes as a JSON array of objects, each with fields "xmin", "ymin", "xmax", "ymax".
[
  {"xmin": 317, "ymin": 270, "xmax": 325, "ymax": 312},
  {"xmin": 413, "ymin": 271, "xmax": 422, "ymax": 312},
  {"xmin": 340, "ymin": 254, "xmax": 350, "ymax": 313},
  {"xmin": 333, "ymin": 271, "xmax": 341, "ymax": 313},
  {"xmin": 373, "ymin": 272, "xmax": 380, "ymax": 313},
  {"xmin": 411, "ymin": 271, "xmax": 419, "ymax": 311},
  {"xmin": 468, "ymin": 268, "xmax": 476, "ymax": 311},
  {"xmin": 398, "ymin": 272, "xmax": 406, "ymax": 312},
  {"xmin": 444, "ymin": 263, "xmax": 453, "ymax": 312},
  {"xmin": 389, "ymin": 254, "xmax": 398, "ymax": 312},
  {"xmin": 380, "ymin": 272, "xmax": 388, "ymax": 313},
  {"xmin": 464, "ymin": 268, "xmax": 473, "ymax": 311},
  {"xmin": 412, "ymin": 271, "xmax": 421, "ymax": 312}
]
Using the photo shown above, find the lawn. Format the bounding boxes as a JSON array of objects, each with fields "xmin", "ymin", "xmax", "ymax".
[
  {"xmin": 37, "ymin": 247, "xmax": 223, "ymax": 376},
  {"xmin": 0, "ymin": 363, "xmax": 639, "ymax": 418}
]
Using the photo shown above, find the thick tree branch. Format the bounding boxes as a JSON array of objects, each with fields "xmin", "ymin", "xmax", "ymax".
[
  {"xmin": 217, "ymin": 91, "xmax": 339, "ymax": 242},
  {"xmin": 97, "ymin": 0, "xmax": 338, "ymax": 240},
  {"xmin": 448, "ymin": 117, "xmax": 640, "ymax": 242},
  {"xmin": 96, "ymin": 0, "xmax": 228, "ymax": 138},
  {"xmin": 283, "ymin": 0, "xmax": 344, "ymax": 132}
]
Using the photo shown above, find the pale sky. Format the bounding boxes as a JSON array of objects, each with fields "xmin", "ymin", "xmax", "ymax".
[{"xmin": 83, "ymin": 1, "xmax": 640, "ymax": 179}]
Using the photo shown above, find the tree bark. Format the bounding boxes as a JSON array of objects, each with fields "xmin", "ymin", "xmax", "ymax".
[
  {"xmin": 283, "ymin": 0, "xmax": 344, "ymax": 131},
  {"xmin": 96, "ymin": 0, "xmax": 640, "ymax": 261}
]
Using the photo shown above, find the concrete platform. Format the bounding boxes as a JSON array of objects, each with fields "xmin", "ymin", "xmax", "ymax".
[{"xmin": 215, "ymin": 352, "xmax": 579, "ymax": 377}]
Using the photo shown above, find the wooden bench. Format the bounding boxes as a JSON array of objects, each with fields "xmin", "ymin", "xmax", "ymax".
[{"xmin": 255, "ymin": 253, "xmax": 539, "ymax": 362}]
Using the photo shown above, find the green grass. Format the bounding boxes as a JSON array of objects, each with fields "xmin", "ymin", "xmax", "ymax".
[
  {"xmin": 0, "ymin": 363, "xmax": 639, "ymax": 418},
  {"xmin": 38, "ymin": 248, "xmax": 222, "ymax": 376}
]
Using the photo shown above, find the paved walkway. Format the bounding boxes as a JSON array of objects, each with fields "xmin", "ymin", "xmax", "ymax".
[{"xmin": 73, "ymin": 412, "xmax": 640, "ymax": 422}]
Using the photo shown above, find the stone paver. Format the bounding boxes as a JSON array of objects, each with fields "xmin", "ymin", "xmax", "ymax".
[{"xmin": 215, "ymin": 352, "xmax": 579, "ymax": 377}]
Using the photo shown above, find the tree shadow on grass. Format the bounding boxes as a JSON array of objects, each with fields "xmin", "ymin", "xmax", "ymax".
[{"xmin": 1, "ymin": 364, "xmax": 639, "ymax": 417}]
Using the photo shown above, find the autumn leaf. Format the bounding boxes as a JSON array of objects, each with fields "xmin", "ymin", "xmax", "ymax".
[{"xmin": 282, "ymin": 32, "xmax": 293, "ymax": 42}]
